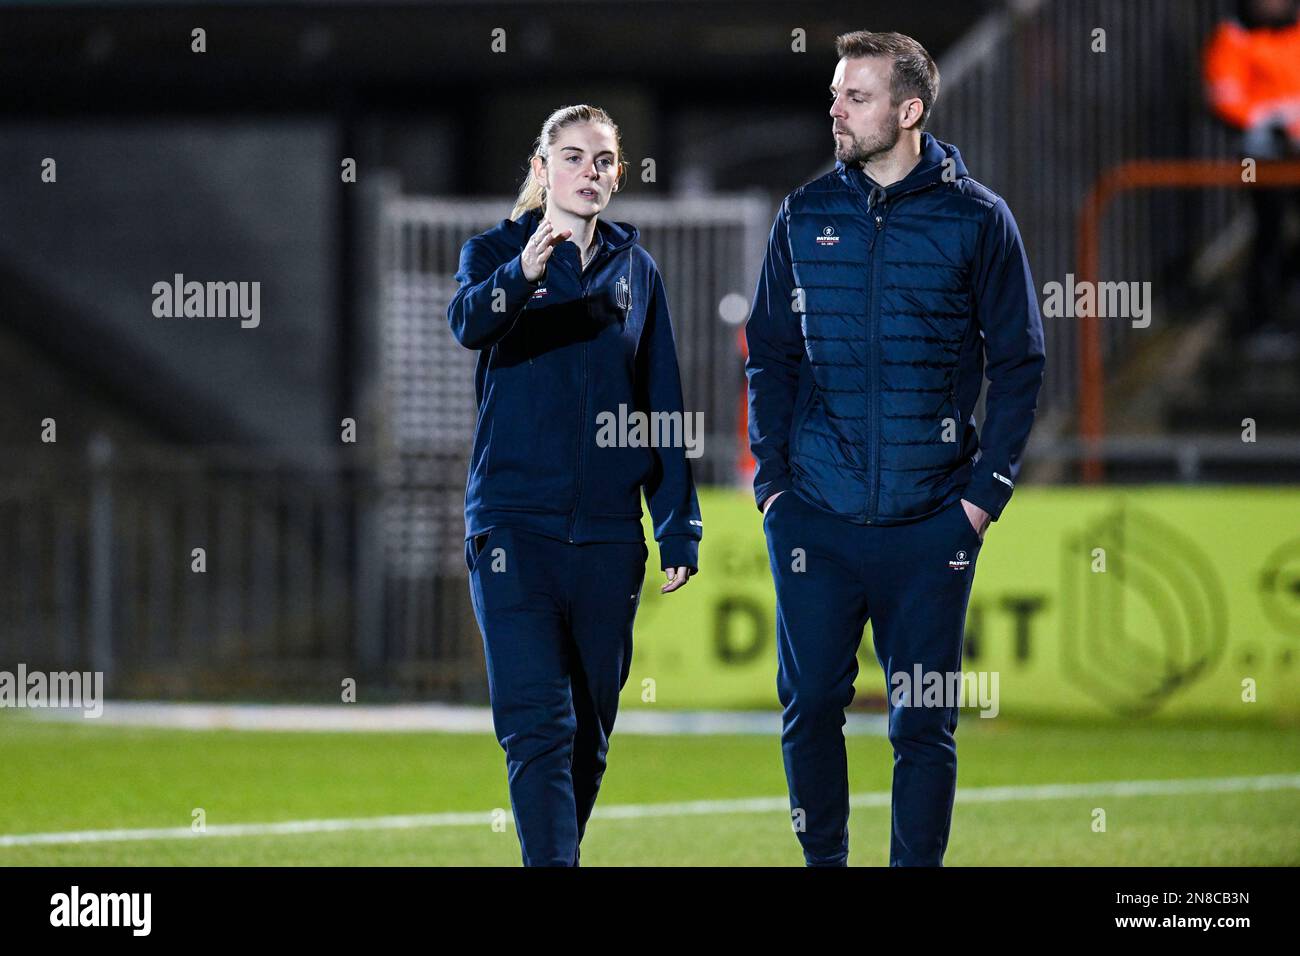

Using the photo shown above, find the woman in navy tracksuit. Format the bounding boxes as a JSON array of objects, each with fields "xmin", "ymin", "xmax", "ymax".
[{"xmin": 447, "ymin": 105, "xmax": 702, "ymax": 866}]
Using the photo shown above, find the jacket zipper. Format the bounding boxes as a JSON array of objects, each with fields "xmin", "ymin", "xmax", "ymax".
[
  {"xmin": 568, "ymin": 246, "xmax": 607, "ymax": 543},
  {"xmin": 866, "ymin": 202, "xmax": 884, "ymax": 523},
  {"xmin": 847, "ymin": 167, "xmax": 944, "ymax": 524},
  {"xmin": 569, "ymin": 341, "xmax": 587, "ymax": 542}
]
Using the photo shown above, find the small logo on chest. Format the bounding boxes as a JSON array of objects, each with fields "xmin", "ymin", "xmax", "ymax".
[
  {"xmin": 815, "ymin": 226, "xmax": 840, "ymax": 246},
  {"xmin": 530, "ymin": 286, "xmax": 548, "ymax": 299},
  {"xmin": 614, "ymin": 275, "xmax": 632, "ymax": 312}
]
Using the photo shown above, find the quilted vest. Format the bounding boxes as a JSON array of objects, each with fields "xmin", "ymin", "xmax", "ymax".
[{"xmin": 785, "ymin": 135, "xmax": 1001, "ymax": 522}]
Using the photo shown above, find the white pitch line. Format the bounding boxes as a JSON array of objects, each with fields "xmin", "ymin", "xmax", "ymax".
[
  {"xmin": 1, "ymin": 773, "xmax": 1296, "ymax": 849},
  {"xmin": 20, "ymin": 702, "xmax": 887, "ymax": 736}
]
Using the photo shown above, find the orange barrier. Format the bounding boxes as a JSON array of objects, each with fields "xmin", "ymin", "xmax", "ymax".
[{"xmin": 1076, "ymin": 158, "xmax": 1300, "ymax": 482}]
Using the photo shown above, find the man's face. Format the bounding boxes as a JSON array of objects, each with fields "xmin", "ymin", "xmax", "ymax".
[{"xmin": 829, "ymin": 56, "xmax": 903, "ymax": 166}]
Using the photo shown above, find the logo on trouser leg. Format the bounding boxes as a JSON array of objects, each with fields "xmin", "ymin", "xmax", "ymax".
[{"xmin": 948, "ymin": 550, "xmax": 970, "ymax": 571}]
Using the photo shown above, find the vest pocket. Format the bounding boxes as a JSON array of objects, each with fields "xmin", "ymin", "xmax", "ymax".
[{"xmin": 789, "ymin": 388, "xmax": 819, "ymax": 461}]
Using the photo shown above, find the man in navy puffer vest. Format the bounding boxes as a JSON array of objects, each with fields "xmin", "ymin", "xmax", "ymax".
[{"xmin": 746, "ymin": 30, "xmax": 1046, "ymax": 866}]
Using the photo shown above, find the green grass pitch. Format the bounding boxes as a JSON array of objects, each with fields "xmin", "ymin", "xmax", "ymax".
[{"xmin": 1, "ymin": 713, "xmax": 1296, "ymax": 865}]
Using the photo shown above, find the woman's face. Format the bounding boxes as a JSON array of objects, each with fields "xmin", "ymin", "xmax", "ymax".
[{"xmin": 534, "ymin": 122, "xmax": 620, "ymax": 219}]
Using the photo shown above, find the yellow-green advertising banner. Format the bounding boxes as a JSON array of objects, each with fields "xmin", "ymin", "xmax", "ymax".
[{"xmin": 627, "ymin": 487, "xmax": 1300, "ymax": 718}]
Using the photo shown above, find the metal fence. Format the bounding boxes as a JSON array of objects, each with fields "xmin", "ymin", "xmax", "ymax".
[{"xmin": 0, "ymin": 439, "xmax": 498, "ymax": 701}]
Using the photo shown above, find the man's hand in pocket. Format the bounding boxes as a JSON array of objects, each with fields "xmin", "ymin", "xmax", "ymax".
[{"xmin": 960, "ymin": 499, "xmax": 991, "ymax": 541}]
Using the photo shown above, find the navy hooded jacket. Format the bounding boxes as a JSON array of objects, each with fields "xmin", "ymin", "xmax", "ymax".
[
  {"xmin": 745, "ymin": 132, "xmax": 1046, "ymax": 524},
  {"xmin": 448, "ymin": 208, "xmax": 702, "ymax": 570}
]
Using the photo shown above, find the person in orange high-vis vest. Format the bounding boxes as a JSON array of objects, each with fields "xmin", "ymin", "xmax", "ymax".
[
  {"xmin": 1204, "ymin": 0, "xmax": 1300, "ymax": 351},
  {"xmin": 1205, "ymin": 0, "xmax": 1300, "ymax": 142}
]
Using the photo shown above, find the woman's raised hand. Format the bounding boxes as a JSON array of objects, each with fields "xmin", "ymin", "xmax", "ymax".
[{"xmin": 521, "ymin": 217, "xmax": 572, "ymax": 282}]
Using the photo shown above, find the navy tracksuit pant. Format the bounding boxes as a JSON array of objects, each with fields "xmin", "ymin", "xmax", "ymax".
[
  {"xmin": 763, "ymin": 489, "xmax": 983, "ymax": 867},
  {"xmin": 466, "ymin": 526, "xmax": 648, "ymax": 866}
]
